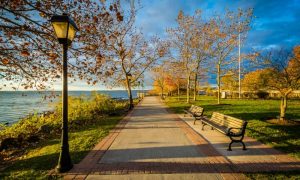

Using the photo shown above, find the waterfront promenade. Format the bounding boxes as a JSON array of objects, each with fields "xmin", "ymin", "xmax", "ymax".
[{"xmin": 65, "ymin": 97, "xmax": 299, "ymax": 180}]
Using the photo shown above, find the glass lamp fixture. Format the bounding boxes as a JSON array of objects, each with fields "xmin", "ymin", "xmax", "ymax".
[
  {"xmin": 127, "ymin": 73, "xmax": 132, "ymax": 81},
  {"xmin": 50, "ymin": 13, "xmax": 79, "ymax": 45}
]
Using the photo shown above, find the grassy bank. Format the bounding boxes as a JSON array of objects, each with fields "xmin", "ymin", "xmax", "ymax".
[
  {"xmin": 0, "ymin": 93, "xmax": 132, "ymax": 179},
  {"xmin": 164, "ymin": 95, "xmax": 300, "ymax": 179}
]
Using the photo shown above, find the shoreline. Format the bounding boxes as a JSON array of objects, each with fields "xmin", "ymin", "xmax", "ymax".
[{"xmin": 0, "ymin": 91, "xmax": 141, "ymax": 126}]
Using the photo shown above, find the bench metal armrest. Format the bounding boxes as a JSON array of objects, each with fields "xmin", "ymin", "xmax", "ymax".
[
  {"xmin": 226, "ymin": 127, "xmax": 243, "ymax": 136},
  {"xmin": 201, "ymin": 116, "xmax": 209, "ymax": 120},
  {"xmin": 196, "ymin": 115, "xmax": 206, "ymax": 119},
  {"xmin": 183, "ymin": 110, "xmax": 191, "ymax": 114}
]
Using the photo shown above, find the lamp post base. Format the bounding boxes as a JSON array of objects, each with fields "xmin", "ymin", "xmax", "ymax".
[
  {"xmin": 129, "ymin": 104, "xmax": 134, "ymax": 110},
  {"xmin": 56, "ymin": 164, "xmax": 73, "ymax": 173},
  {"xmin": 56, "ymin": 150, "xmax": 73, "ymax": 173}
]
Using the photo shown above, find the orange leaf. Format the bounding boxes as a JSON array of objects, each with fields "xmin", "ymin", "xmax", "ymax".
[
  {"xmin": 1, "ymin": 58, "xmax": 9, "ymax": 65},
  {"xmin": 21, "ymin": 50, "xmax": 30, "ymax": 56}
]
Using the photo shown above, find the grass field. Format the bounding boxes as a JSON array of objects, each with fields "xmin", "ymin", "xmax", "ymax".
[{"xmin": 165, "ymin": 95, "xmax": 300, "ymax": 179}]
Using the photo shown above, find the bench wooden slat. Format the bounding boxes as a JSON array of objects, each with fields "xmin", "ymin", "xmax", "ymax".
[{"xmin": 211, "ymin": 112, "xmax": 244, "ymax": 128}]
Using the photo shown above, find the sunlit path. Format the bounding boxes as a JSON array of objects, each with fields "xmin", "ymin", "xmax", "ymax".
[
  {"xmin": 99, "ymin": 96, "xmax": 207, "ymax": 164},
  {"xmin": 66, "ymin": 97, "xmax": 243, "ymax": 179}
]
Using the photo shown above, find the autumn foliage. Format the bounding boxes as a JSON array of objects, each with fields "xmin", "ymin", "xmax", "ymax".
[{"xmin": 0, "ymin": 0, "xmax": 125, "ymax": 90}]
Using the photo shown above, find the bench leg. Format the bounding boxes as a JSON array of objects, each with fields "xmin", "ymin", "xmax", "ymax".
[
  {"xmin": 201, "ymin": 122, "xmax": 206, "ymax": 130},
  {"xmin": 227, "ymin": 141, "xmax": 233, "ymax": 151},
  {"xmin": 241, "ymin": 141, "xmax": 247, "ymax": 150},
  {"xmin": 227, "ymin": 138, "xmax": 247, "ymax": 151},
  {"xmin": 193, "ymin": 118, "xmax": 196, "ymax": 125}
]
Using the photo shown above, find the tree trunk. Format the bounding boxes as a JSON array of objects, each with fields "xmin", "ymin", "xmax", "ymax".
[
  {"xmin": 193, "ymin": 73, "xmax": 197, "ymax": 101},
  {"xmin": 217, "ymin": 63, "xmax": 221, "ymax": 104},
  {"xmin": 177, "ymin": 82, "xmax": 180, "ymax": 101},
  {"xmin": 279, "ymin": 95, "xmax": 288, "ymax": 122},
  {"xmin": 126, "ymin": 78, "xmax": 133, "ymax": 110},
  {"xmin": 187, "ymin": 74, "xmax": 190, "ymax": 103}
]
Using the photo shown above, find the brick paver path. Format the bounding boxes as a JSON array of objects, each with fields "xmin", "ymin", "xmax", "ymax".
[{"xmin": 64, "ymin": 97, "xmax": 299, "ymax": 180}]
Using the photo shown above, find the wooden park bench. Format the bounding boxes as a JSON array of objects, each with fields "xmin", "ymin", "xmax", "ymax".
[
  {"xmin": 201, "ymin": 112, "xmax": 248, "ymax": 151},
  {"xmin": 183, "ymin": 105, "xmax": 204, "ymax": 125}
]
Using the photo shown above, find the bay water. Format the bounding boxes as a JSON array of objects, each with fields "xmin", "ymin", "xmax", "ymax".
[{"xmin": 0, "ymin": 90, "xmax": 139, "ymax": 125}]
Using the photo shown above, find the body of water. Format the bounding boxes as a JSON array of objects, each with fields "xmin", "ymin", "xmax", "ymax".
[{"xmin": 0, "ymin": 90, "xmax": 139, "ymax": 125}]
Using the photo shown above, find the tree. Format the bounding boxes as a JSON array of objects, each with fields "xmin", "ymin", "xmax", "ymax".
[
  {"xmin": 259, "ymin": 47, "xmax": 300, "ymax": 122},
  {"xmin": 221, "ymin": 71, "xmax": 238, "ymax": 93},
  {"xmin": 167, "ymin": 10, "xmax": 199, "ymax": 103},
  {"xmin": 204, "ymin": 82, "xmax": 213, "ymax": 96},
  {"xmin": 90, "ymin": 3, "xmax": 168, "ymax": 109},
  {"xmin": 294, "ymin": 46, "xmax": 300, "ymax": 61},
  {"xmin": 151, "ymin": 61, "xmax": 180, "ymax": 97},
  {"xmin": 151, "ymin": 65, "xmax": 168, "ymax": 97},
  {"xmin": 0, "ymin": 0, "xmax": 121, "ymax": 90},
  {"xmin": 190, "ymin": 11, "xmax": 214, "ymax": 101},
  {"xmin": 210, "ymin": 8, "xmax": 253, "ymax": 104},
  {"xmin": 242, "ymin": 69, "xmax": 269, "ymax": 91},
  {"xmin": 164, "ymin": 76, "xmax": 177, "ymax": 96},
  {"xmin": 167, "ymin": 9, "xmax": 253, "ymax": 104},
  {"xmin": 172, "ymin": 62, "xmax": 186, "ymax": 100}
]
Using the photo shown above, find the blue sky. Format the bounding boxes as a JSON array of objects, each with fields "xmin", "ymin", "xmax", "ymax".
[
  {"xmin": 136, "ymin": 0, "xmax": 300, "ymax": 87},
  {"xmin": 135, "ymin": 0, "xmax": 300, "ymax": 49},
  {"xmin": 3, "ymin": 0, "xmax": 300, "ymax": 91}
]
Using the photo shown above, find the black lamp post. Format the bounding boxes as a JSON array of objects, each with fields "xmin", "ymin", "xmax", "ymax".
[
  {"xmin": 50, "ymin": 13, "xmax": 79, "ymax": 173},
  {"xmin": 141, "ymin": 79, "xmax": 144, "ymax": 98},
  {"xmin": 137, "ymin": 81, "xmax": 141, "ymax": 99}
]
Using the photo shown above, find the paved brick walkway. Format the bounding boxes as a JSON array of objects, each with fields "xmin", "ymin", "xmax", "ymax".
[{"xmin": 64, "ymin": 97, "xmax": 299, "ymax": 180}]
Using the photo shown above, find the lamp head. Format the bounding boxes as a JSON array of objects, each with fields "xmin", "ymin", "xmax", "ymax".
[
  {"xmin": 50, "ymin": 13, "xmax": 79, "ymax": 45},
  {"xmin": 127, "ymin": 73, "xmax": 132, "ymax": 81}
]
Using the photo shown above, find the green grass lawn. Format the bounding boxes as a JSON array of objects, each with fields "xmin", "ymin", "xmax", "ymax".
[
  {"xmin": 0, "ymin": 116, "xmax": 122, "ymax": 179},
  {"xmin": 164, "ymin": 95, "xmax": 300, "ymax": 179}
]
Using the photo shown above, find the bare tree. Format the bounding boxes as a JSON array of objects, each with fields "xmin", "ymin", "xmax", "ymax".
[
  {"xmin": 167, "ymin": 11, "xmax": 198, "ymax": 103},
  {"xmin": 91, "ymin": 4, "xmax": 168, "ymax": 108},
  {"xmin": 190, "ymin": 11, "xmax": 215, "ymax": 101},
  {"xmin": 210, "ymin": 8, "xmax": 253, "ymax": 104}
]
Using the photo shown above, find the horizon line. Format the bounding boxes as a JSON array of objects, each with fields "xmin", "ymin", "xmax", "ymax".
[{"xmin": 0, "ymin": 89, "xmax": 150, "ymax": 92}]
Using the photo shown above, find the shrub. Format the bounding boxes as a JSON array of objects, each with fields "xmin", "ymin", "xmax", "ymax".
[
  {"xmin": 0, "ymin": 93, "xmax": 129, "ymax": 151},
  {"xmin": 256, "ymin": 90, "xmax": 269, "ymax": 99},
  {"xmin": 213, "ymin": 91, "xmax": 219, "ymax": 98}
]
